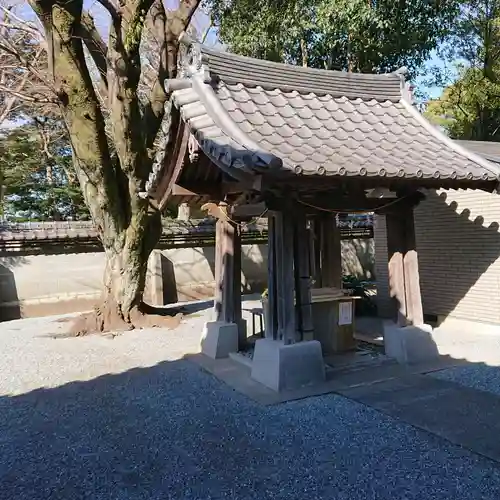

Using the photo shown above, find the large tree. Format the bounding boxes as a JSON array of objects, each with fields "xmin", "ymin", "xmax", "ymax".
[
  {"xmin": 210, "ymin": 0, "xmax": 461, "ymax": 78},
  {"xmin": 0, "ymin": 0, "xmax": 201, "ymax": 331},
  {"xmin": 424, "ymin": 0, "xmax": 500, "ymax": 140},
  {"xmin": 0, "ymin": 124, "xmax": 89, "ymax": 221}
]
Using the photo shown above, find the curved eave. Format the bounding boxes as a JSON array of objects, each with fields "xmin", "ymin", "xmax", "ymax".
[
  {"xmin": 399, "ymin": 98, "xmax": 500, "ymax": 183},
  {"xmin": 171, "ymin": 85, "xmax": 282, "ymax": 182},
  {"xmin": 201, "ymin": 47, "xmax": 403, "ymax": 102},
  {"xmin": 171, "ymin": 36, "xmax": 500, "ymax": 188}
]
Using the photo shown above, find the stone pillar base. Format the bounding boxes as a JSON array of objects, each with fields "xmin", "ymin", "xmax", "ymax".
[
  {"xmin": 251, "ymin": 338, "xmax": 325, "ymax": 391},
  {"xmin": 383, "ymin": 322, "xmax": 439, "ymax": 364},
  {"xmin": 200, "ymin": 321, "xmax": 239, "ymax": 359}
]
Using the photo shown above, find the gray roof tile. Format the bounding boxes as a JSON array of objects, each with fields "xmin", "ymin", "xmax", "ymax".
[
  {"xmin": 454, "ymin": 140, "xmax": 500, "ymax": 164},
  {"xmin": 169, "ymin": 37, "xmax": 500, "ymax": 186}
]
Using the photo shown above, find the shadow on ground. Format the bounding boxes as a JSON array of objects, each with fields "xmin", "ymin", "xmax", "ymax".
[{"xmin": 3, "ymin": 349, "xmax": 500, "ymax": 500}]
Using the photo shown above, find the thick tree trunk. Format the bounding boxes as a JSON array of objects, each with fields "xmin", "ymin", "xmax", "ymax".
[
  {"xmin": 103, "ymin": 248, "xmax": 149, "ymax": 322},
  {"xmin": 28, "ymin": 0, "xmax": 201, "ymax": 335},
  {"xmin": 102, "ymin": 208, "xmax": 162, "ymax": 320},
  {"xmin": 71, "ymin": 207, "xmax": 163, "ymax": 335}
]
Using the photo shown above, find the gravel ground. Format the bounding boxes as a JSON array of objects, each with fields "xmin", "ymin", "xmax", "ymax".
[
  {"xmin": 430, "ymin": 364, "xmax": 500, "ymax": 397},
  {"xmin": 2, "ymin": 313, "xmax": 500, "ymax": 499}
]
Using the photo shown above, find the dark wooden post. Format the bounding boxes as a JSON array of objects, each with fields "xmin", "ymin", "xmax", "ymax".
[
  {"xmin": 294, "ymin": 211, "xmax": 314, "ymax": 341},
  {"xmin": 214, "ymin": 216, "xmax": 225, "ymax": 322},
  {"xmin": 386, "ymin": 204, "xmax": 424, "ymax": 326},
  {"xmin": 319, "ymin": 213, "xmax": 342, "ymax": 288},
  {"xmin": 232, "ymin": 223, "xmax": 242, "ymax": 324},
  {"xmin": 310, "ymin": 218, "xmax": 322, "ymax": 288},
  {"xmin": 274, "ymin": 210, "xmax": 296, "ymax": 344},
  {"xmin": 213, "ymin": 204, "xmax": 237, "ymax": 324},
  {"xmin": 266, "ymin": 214, "xmax": 278, "ymax": 339}
]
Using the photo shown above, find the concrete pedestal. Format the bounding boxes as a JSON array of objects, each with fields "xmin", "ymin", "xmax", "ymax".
[
  {"xmin": 200, "ymin": 321, "xmax": 239, "ymax": 359},
  {"xmin": 383, "ymin": 322, "xmax": 439, "ymax": 364},
  {"xmin": 251, "ymin": 338, "xmax": 325, "ymax": 391}
]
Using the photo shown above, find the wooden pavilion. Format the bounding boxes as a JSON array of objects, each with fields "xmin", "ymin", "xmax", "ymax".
[{"xmin": 149, "ymin": 34, "xmax": 500, "ymax": 390}]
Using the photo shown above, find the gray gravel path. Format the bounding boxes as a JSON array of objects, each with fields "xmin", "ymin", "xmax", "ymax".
[
  {"xmin": 431, "ymin": 363, "xmax": 500, "ymax": 397},
  {"xmin": 2, "ymin": 314, "xmax": 500, "ymax": 499}
]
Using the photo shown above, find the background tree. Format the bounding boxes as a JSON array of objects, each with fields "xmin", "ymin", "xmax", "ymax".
[
  {"xmin": 0, "ymin": 0, "xmax": 202, "ymax": 331},
  {"xmin": 0, "ymin": 124, "xmax": 89, "ymax": 221},
  {"xmin": 424, "ymin": 0, "xmax": 500, "ymax": 140},
  {"xmin": 210, "ymin": 0, "xmax": 461, "ymax": 78}
]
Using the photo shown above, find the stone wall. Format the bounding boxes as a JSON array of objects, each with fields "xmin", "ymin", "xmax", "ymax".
[
  {"xmin": 0, "ymin": 245, "xmax": 267, "ymax": 321},
  {"xmin": 0, "ymin": 239, "xmax": 374, "ymax": 320}
]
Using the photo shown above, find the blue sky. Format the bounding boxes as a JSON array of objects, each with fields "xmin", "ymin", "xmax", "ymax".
[{"xmin": 7, "ymin": 0, "xmax": 450, "ymax": 102}]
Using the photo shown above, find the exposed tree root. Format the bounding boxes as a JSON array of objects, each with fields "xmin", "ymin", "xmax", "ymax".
[{"xmin": 68, "ymin": 300, "xmax": 183, "ymax": 336}]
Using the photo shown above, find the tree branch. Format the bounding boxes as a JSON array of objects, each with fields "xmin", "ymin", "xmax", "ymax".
[
  {"xmin": 142, "ymin": 0, "xmax": 202, "ymax": 152},
  {"xmin": 122, "ymin": 0, "xmax": 156, "ymax": 58},
  {"xmin": 79, "ymin": 12, "xmax": 108, "ymax": 88},
  {"xmin": 29, "ymin": 0, "xmax": 126, "ymax": 239},
  {"xmin": 142, "ymin": 0, "xmax": 168, "ymax": 151},
  {"xmin": 0, "ymin": 41, "xmax": 54, "ymax": 93},
  {"xmin": 96, "ymin": 0, "xmax": 121, "ymax": 24},
  {"xmin": 0, "ymin": 44, "xmax": 46, "ymax": 123},
  {"xmin": 0, "ymin": 85, "xmax": 57, "ymax": 104}
]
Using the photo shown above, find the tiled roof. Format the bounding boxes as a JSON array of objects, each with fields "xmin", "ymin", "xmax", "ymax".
[
  {"xmin": 454, "ymin": 140, "xmax": 500, "ymax": 164},
  {"xmin": 168, "ymin": 35, "xmax": 500, "ymax": 185},
  {"xmin": 0, "ymin": 218, "xmax": 372, "ymax": 243},
  {"xmin": 0, "ymin": 220, "xmax": 267, "ymax": 244}
]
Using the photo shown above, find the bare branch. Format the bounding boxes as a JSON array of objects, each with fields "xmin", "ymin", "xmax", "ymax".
[
  {"xmin": 141, "ymin": 0, "xmax": 168, "ymax": 150},
  {"xmin": 141, "ymin": 0, "xmax": 202, "ymax": 152},
  {"xmin": 0, "ymin": 21, "xmax": 42, "ymax": 38},
  {"xmin": 95, "ymin": 0, "xmax": 121, "ymax": 24},
  {"xmin": 79, "ymin": 12, "xmax": 108, "ymax": 88},
  {"xmin": 0, "ymin": 84, "xmax": 57, "ymax": 103},
  {"xmin": 0, "ymin": 40, "xmax": 54, "ymax": 92},
  {"xmin": 201, "ymin": 20, "xmax": 213, "ymax": 44}
]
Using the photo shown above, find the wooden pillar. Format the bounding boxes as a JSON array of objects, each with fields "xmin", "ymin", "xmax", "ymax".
[
  {"xmin": 213, "ymin": 207, "xmax": 236, "ymax": 323},
  {"xmin": 274, "ymin": 210, "xmax": 296, "ymax": 344},
  {"xmin": 294, "ymin": 212, "xmax": 313, "ymax": 341},
  {"xmin": 232, "ymin": 223, "xmax": 242, "ymax": 324},
  {"xmin": 214, "ymin": 217, "xmax": 225, "ymax": 322},
  {"xmin": 319, "ymin": 213, "xmax": 342, "ymax": 288},
  {"xmin": 386, "ymin": 205, "xmax": 424, "ymax": 326},
  {"xmin": 310, "ymin": 218, "xmax": 322, "ymax": 288},
  {"xmin": 266, "ymin": 214, "xmax": 278, "ymax": 339}
]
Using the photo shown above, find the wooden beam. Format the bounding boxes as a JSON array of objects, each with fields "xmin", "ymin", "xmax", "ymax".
[
  {"xmin": 231, "ymin": 202, "xmax": 267, "ymax": 220},
  {"xmin": 266, "ymin": 214, "xmax": 278, "ymax": 340},
  {"xmin": 213, "ymin": 203, "xmax": 236, "ymax": 324},
  {"xmin": 294, "ymin": 211, "xmax": 313, "ymax": 341},
  {"xmin": 319, "ymin": 213, "xmax": 342, "ymax": 288},
  {"xmin": 265, "ymin": 191, "xmax": 425, "ymax": 215},
  {"xmin": 386, "ymin": 205, "xmax": 424, "ymax": 326},
  {"xmin": 155, "ymin": 123, "xmax": 190, "ymax": 211},
  {"xmin": 402, "ymin": 210, "xmax": 424, "ymax": 326},
  {"xmin": 171, "ymin": 184, "xmax": 200, "ymax": 197},
  {"xmin": 214, "ymin": 215, "xmax": 225, "ymax": 322},
  {"xmin": 310, "ymin": 219, "xmax": 322, "ymax": 288},
  {"xmin": 386, "ymin": 212, "xmax": 407, "ymax": 327},
  {"xmin": 274, "ymin": 210, "xmax": 296, "ymax": 344},
  {"xmin": 232, "ymin": 223, "xmax": 244, "ymax": 348},
  {"xmin": 221, "ymin": 220, "xmax": 236, "ymax": 323}
]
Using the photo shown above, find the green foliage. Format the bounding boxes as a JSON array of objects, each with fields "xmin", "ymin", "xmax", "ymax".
[
  {"xmin": 424, "ymin": 66, "xmax": 500, "ymax": 139},
  {"xmin": 209, "ymin": 0, "xmax": 460, "ymax": 78},
  {"xmin": 342, "ymin": 275, "xmax": 377, "ymax": 316},
  {"xmin": 423, "ymin": 1, "xmax": 500, "ymax": 140},
  {"xmin": 0, "ymin": 126, "xmax": 89, "ymax": 221}
]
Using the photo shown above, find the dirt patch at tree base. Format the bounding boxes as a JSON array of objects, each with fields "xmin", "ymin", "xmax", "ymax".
[{"xmin": 66, "ymin": 301, "xmax": 183, "ymax": 337}]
